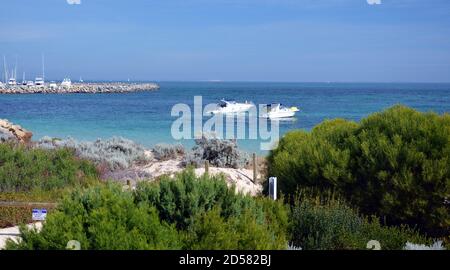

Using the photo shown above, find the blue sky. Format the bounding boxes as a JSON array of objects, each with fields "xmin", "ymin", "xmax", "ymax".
[{"xmin": 1, "ymin": 0, "xmax": 450, "ymax": 82}]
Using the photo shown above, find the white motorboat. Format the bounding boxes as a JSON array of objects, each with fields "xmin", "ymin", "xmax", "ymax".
[
  {"xmin": 35, "ymin": 54, "xmax": 45, "ymax": 87},
  {"xmin": 49, "ymin": 81, "xmax": 58, "ymax": 89},
  {"xmin": 35, "ymin": 77, "xmax": 44, "ymax": 87},
  {"xmin": 261, "ymin": 103, "xmax": 299, "ymax": 119},
  {"xmin": 208, "ymin": 99, "xmax": 255, "ymax": 114},
  {"xmin": 61, "ymin": 77, "xmax": 72, "ymax": 88},
  {"xmin": 8, "ymin": 78, "xmax": 17, "ymax": 86}
]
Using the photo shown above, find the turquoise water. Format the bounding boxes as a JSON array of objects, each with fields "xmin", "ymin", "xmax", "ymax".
[{"xmin": 1, "ymin": 82, "xmax": 449, "ymax": 153}]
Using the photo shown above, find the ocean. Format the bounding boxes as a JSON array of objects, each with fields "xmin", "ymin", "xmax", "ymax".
[{"xmin": 1, "ymin": 82, "xmax": 449, "ymax": 154}]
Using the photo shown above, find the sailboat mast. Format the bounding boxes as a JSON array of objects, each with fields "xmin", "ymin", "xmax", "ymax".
[
  {"xmin": 3, "ymin": 56, "xmax": 8, "ymax": 84},
  {"xmin": 42, "ymin": 53, "xmax": 45, "ymax": 82},
  {"xmin": 3, "ymin": 56, "xmax": 9, "ymax": 83},
  {"xmin": 3, "ymin": 55, "xmax": 4, "ymax": 84},
  {"xmin": 14, "ymin": 55, "xmax": 17, "ymax": 80}
]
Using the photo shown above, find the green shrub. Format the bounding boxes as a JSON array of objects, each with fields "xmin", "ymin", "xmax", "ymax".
[
  {"xmin": 269, "ymin": 105, "xmax": 450, "ymax": 237},
  {"xmin": 134, "ymin": 169, "xmax": 242, "ymax": 229},
  {"xmin": 0, "ymin": 143, "xmax": 98, "ymax": 193},
  {"xmin": 135, "ymin": 169, "xmax": 289, "ymax": 249},
  {"xmin": 183, "ymin": 207, "xmax": 286, "ymax": 250},
  {"xmin": 0, "ymin": 143, "xmax": 99, "ymax": 228},
  {"xmin": 135, "ymin": 169, "xmax": 288, "ymax": 230},
  {"xmin": 289, "ymin": 191, "xmax": 432, "ymax": 250},
  {"xmin": 6, "ymin": 184, "xmax": 181, "ymax": 250},
  {"xmin": 7, "ymin": 170, "xmax": 289, "ymax": 250}
]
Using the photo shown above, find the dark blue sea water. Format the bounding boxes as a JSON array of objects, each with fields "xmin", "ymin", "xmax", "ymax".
[{"xmin": 1, "ymin": 82, "xmax": 449, "ymax": 154}]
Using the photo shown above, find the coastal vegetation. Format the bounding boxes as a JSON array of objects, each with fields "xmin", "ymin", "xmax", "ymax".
[
  {"xmin": 268, "ymin": 105, "xmax": 450, "ymax": 238},
  {"xmin": 1, "ymin": 105, "xmax": 448, "ymax": 249},
  {"xmin": 0, "ymin": 143, "xmax": 97, "ymax": 193},
  {"xmin": 152, "ymin": 143, "xmax": 185, "ymax": 161},
  {"xmin": 183, "ymin": 136, "xmax": 250, "ymax": 169},
  {"xmin": 6, "ymin": 170, "xmax": 288, "ymax": 250},
  {"xmin": 289, "ymin": 190, "xmax": 431, "ymax": 250},
  {"xmin": 36, "ymin": 136, "xmax": 150, "ymax": 170},
  {"xmin": 5, "ymin": 170, "xmax": 434, "ymax": 250},
  {"xmin": 0, "ymin": 142, "xmax": 98, "ymax": 227}
]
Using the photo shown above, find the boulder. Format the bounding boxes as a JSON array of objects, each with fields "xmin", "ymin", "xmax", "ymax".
[{"xmin": 0, "ymin": 119, "xmax": 33, "ymax": 143}]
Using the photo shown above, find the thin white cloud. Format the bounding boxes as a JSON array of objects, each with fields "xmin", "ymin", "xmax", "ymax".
[
  {"xmin": 67, "ymin": 0, "xmax": 81, "ymax": 5},
  {"xmin": 367, "ymin": 0, "xmax": 381, "ymax": 5}
]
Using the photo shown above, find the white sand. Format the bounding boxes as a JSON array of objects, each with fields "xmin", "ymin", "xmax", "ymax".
[{"xmin": 138, "ymin": 158, "xmax": 262, "ymax": 196}]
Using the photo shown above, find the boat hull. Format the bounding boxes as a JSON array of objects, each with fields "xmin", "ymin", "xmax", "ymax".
[
  {"xmin": 262, "ymin": 110, "xmax": 296, "ymax": 119},
  {"xmin": 208, "ymin": 104, "xmax": 254, "ymax": 114}
]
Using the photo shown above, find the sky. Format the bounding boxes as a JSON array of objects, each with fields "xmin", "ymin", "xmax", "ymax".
[{"xmin": 1, "ymin": 0, "xmax": 450, "ymax": 82}]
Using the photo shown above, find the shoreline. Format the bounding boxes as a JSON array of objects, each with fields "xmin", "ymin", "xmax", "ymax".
[
  {"xmin": 0, "ymin": 82, "xmax": 159, "ymax": 94},
  {"xmin": 1, "ymin": 120, "xmax": 264, "ymax": 197}
]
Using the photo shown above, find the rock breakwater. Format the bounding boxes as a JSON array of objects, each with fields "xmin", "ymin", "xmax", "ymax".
[{"xmin": 0, "ymin": 82, "xmax": 159, "ymax": 94}]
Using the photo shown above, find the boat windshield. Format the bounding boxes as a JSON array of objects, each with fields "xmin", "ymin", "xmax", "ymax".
[
  {"xmin": 267, "ymin": 103, "xmax": 281, "ymax": 111},
  {"xmin": 218, "ymin": 99, "xmax": 236, "ymax": 107},
  {"xmin": 219, "ymin": 100, "xmax": 228, "ymax": 107}
]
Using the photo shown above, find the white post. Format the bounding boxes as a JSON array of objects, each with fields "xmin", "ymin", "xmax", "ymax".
[{"xmin": 269, "ymin": 177, "xmax": 277, "ymax": 200}]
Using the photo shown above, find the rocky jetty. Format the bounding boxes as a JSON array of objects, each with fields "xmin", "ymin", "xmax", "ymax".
[
  {"xmin": 0, "ymin": 119, "xmax": 33, "ymax": 143},
  {"xmin": 0, "ymin": 82, "xmax": 159, "ymax": 94}
]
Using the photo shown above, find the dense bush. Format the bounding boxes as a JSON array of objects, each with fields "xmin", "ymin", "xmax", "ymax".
[
  {"xmin": 135, "ymin": 169, "xmax": 247, "ymax": 229},
  {"xmin": 152, "ymin": 143, "xmax": 185, "ymax": 161},
  {"xmin": 289, "ymin": 191, "xmax": 433, "ymax": 250},
  {"xmin": 7, "ymin": 170, "xmax": 289, "ymax": 250},
  {"xmin": 0, "ymin": 142, "xmax": 98, "ymax": 228},
  {"xmin": 268, "ymin": 105, "xmax": 450, "ymax": 237},
  {"xmin": 135, "ymin": 170, "xmax": 289, "ymax": 249},
  {"xmin": 184, "ymin": 207, "xmax": 286, "ymax": 250},
  {"xmin": 0, "ymin": 143, "xmax": 98, "ymax": 193},
  {"xmin": 183, "ymin": 136, "xmax": 249, "ymax": 168},
  {"xmin": 6, "ymin": 184, "xmax": 180, "ymax": 250},
  {"xmin": 135, "ymin": 170, "xmax": 289, "ymax": 234},
  {"xmin": 36, "ymin": 136, "xmax": 150, "ymax": 170}
]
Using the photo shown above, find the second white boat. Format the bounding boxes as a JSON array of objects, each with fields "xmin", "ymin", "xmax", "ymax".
[{"xmin": 261, "ymin": 103, "xmax": 299, "ymax": 119}]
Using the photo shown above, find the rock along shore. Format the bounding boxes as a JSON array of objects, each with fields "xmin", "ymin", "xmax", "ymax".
[
  {"xmin": 0, "ymin": 82, "xmax": 159, "ymax": 94},
  {"xmin": 0, "ymin": 119, "xmax": 33, "ymax": 143}
]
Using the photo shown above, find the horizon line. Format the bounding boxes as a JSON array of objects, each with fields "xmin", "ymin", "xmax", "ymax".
[{"xmin": 33, "ymin": 79, "xmax": 450, "ymax": 84}]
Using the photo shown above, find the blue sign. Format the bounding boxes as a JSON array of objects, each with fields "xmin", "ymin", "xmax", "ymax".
[{"xmin": 32, "ymin": 208, "xmax": 47, "ymax": 221}]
